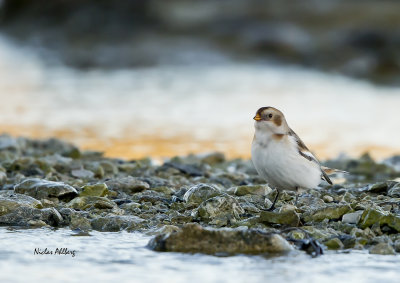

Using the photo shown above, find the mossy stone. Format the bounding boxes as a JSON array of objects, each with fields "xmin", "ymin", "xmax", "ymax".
[
  {"xmin": 369, "ymin": 243, "xmax": 396, "ymax": 255},
  {"xmin": 324, "ymin": 238, "xmax": 344, "ymax": 250},
  {"xmin": 260, "ymin": 210, "xmax": 300, "ymax": 227},
  {"xmin": 67, "ymin": 196, "xmax": 115, "ymax": 210},
  {"xmin": 303, "ymin": 204, "xmax": 352, "ymax": 223},
  {"xmin": 80, "ymin": 183, "xmax": 109, "ymax": 197}
]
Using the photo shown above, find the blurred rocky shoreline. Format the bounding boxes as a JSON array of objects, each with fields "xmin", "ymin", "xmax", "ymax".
[
  {"xmin": 1, "ymin": 0, "xmax": 400, "ymax": 85},
  {"xmin": 0, "ymin": 134, "xmax": 399, "ymax": 256}
]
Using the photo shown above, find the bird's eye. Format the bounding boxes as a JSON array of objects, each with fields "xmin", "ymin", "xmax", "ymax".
[{"xmin": 268, "ymin": 114, "xmax": 273, "ymax": 118}]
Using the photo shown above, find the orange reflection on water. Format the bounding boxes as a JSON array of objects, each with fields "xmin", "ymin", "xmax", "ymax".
[{"xmin": 0, "ymin": 124, "xmax": 399, "ymax": 161}]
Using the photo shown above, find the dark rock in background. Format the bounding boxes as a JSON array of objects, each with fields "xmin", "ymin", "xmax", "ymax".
[{"xmin": 1, "ymin": 0, "xmax": 400, "ymax": 85}]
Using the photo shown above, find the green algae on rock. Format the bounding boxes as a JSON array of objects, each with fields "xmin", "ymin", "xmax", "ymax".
[
  {"xmin": 260, "ymin": 210, "xmax": 300, "ymax": 227},
  {"xmin": 302, "ymin": 204, "xmax": 352, "ymax": 223},
  {"xmin": 0, "ymin": 135, "xmax": 399, "ymax": 256},
  {"xmin": 80, "ymin": 183, "xmax": 109, "ymax": 197},
  {"xmin": 359, "ymin": 208, "xmax": 400, "ymax": 232},
  {"xmin": 148, "ymin": 223, "xmax": 293, "ymax": 255},
  {"xmin": 324, "ymin": 238, "xmax": 344, "ymax": 250},
  {"xmin": 67, "ymin": 196, "xmax": 116, "ymax": 210}
]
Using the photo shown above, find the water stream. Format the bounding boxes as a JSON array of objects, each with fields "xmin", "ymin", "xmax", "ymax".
[{"xmin": 1, "ymin": 227, "xmax": 399, "ymax": 283}]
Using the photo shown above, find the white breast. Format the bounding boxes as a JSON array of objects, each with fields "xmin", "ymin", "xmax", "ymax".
[{"xmin": 251, "ymin": 133, "xmax": 322, "ymax": 191}]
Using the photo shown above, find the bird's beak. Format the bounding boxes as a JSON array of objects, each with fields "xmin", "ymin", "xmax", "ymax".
[{"xmin": 253, "ymin": 113, "xmax": 261, "ymax": 121}]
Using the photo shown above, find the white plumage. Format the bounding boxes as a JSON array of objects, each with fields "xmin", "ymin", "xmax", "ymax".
[
  {"xmin": 251, "ymin": 129, "xmax": 322, "ymax": 191},
  {"xmin": 251, "ymin": 106, "xmax": 333, "ymax": 193}
]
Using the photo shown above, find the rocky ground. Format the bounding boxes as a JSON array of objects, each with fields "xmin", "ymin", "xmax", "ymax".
[{"xmin": 0, "ymin": 134, "xmax": 400, "ymax": 257}]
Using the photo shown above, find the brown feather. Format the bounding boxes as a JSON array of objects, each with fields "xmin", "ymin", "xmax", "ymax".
[{"xmin": 288, "ymin": 128, "xmax": 333, "ymax": 184}]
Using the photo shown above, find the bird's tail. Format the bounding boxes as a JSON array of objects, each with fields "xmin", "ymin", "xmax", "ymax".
[{"xmin": 321, "ymin": 166, "xmax": 349, "ymax": 175}]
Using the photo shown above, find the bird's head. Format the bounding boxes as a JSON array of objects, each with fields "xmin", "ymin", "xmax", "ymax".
[{"xmin": 253, "ymin": 106, "xmax": 288, "ymax": 134}]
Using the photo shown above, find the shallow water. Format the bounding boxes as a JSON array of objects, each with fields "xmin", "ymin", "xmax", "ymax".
[
  {"xmin": 0, "ymin": 36, "xmax": 400, "ymax": 160},
  {"xmin": 0, "ymin": 227, "xmax": 399, "ymax": 283}
]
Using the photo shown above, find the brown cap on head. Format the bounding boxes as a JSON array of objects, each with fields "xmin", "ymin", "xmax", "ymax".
[{"xmin": 253, "ymin": 106, "xmax": 285, "ymax": 127}]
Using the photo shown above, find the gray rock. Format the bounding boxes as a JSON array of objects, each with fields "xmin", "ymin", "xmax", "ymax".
[
  {"xmin": 0, "ymin": 191, "xmax": 62, "ymax": 226},
  {"xmin": 369, "ymin": 242, "xmax": 396, "ymax": 255},
  {"xmin": 342, "ymin": 211, "xmax": 363, "ymax": 224},
  {"xmin": 233, "ymin": 185, "xmax": 272, "ymax": 196},
  {"xmin": 260, "ymin": 210, "xmax": 300, "ymax": 227},
  {"xmin": 322, "ymin": 195, "xmax": 334, "ymax": 203},
  {"xmin": 368, "ymin": 182, "xmax": 388, "ymax": 193},
  {"xmin": 183, "ymin": 183, "xmax": 222, "ymax": 205},
  {"xmin": 69, "ymin": 212, "xmax": 92, "ymax": 231},
  {"xmin": 105, "ymin": 176, "xmax": 149, "ymax": 193},
  {"xmin": 0, "ymin": 207, "xmax": 63, "ymax": 227},
  {"xmin": 71, "ymin": 169, "xmax": 95, "ymax": 179},
  {"xmin": 196, "ymin": 195, "xmax": 244, "ymax": 225},
  {"xmin": 91, "ymin": 215, "xmax": 145, "ymax": 232},
  {"xmin": 0, "ymin": 190, "xmax": 43, "ymax": 211},
  {"xmin": 148, "ymin": 223, "xmax": 293, "ymax": 254},
  {"xmin": 67, "ymin": 196, "xmax": 116, "ymax": 210},
  {"xmin": 14, "ymin": 178, "xmax": 78, "ymax": 200},
  {"xmin": 302, "ymin": 204, "xmax": 352, "ymax": 223},
  {"xmin": 394, "ymin": 239, "xmax": 400, "ymax": 252},
  {"xmin": 388, "ymin": 182, "xmax": 400, "ymax": 197},
  {"xmin": 0, "ymin": 171, "xmax": 7, "ymax": 185}
]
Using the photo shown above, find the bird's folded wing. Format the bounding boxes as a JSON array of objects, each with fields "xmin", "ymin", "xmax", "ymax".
[{"xmin": 288, "ymin": 128, "xmax": 333, "ymax": 185}]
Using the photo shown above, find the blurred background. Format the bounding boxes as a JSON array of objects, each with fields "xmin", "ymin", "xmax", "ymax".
[{"xmin": 0, "ymin": 0, "xmax": 399, "ymax": 160}]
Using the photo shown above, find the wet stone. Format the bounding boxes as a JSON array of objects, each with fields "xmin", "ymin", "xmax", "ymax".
[
  {"xmin": 369, "ymin": 242, "xmax": 396, "ymax": 255},
  {"xmin": 359, "ymin": 208, "xmax": 400, "ymax": 232},
  {"xmin": 368, "ymin": 182, "xmax": 388, "ymax": 193},
  {"xmin": 0, "ymin": 203, "xmax": 62, "ymax": 227},
  {"xmin": 148, "ymin": 223, "xmax": 293, "ymax": 255},
  {"xmin": 0, "ymin": 171, "xmax": 7, "ymax": 185},
  {"xmin": 394, "ymin": 239, "xmax": 400, "ymax": 252},
  {"xmin": 233, "ymin": 185, "xmax": 272, "ymax": 196},
  {"xmin": 196, "ymin": 195, "xmax": 244, "ymax": 226},
  {"xmin": 388, "ymin": 182, "xmax": 400, "ymax": 197},
  {"xmin": 67, "ymin": 196, "xmax": 116, "ymax": 210},
  {"xmin": 105, "ymin": 176, "xmax": 149, "ymax": 193},
  {"xmin": 260, "ymin": 210, "xmax": 300, "ymax": 227},
  {"xmin": 302, "ymin": 204, "xmax": 352, "ymax": 223},
  {"xmin": 322, "ymin": 195, "xmax": 334, "ymax": 203},
  {"xmin": 14, "ymin": 178, "xmax": 78, "ymax": 200},
  {"xmin": 91, "ymin": 215, "xmax": 145, "ymax": 232},
  {"xmin": 183, "ymin": 183, "xmax": 222, "ymax": 205},
  {"xmin": 324, "ymin": 238, "xmax": 344, "ymax": 250},
  {"xmin": 69, "ymin": 212, "xmax": 92, "ymax": 232},
  {"xmin": 1, "ymin": 134, "xmax": 400, "ymax": 256}
]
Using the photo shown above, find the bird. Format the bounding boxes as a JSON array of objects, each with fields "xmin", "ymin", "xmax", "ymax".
[{"xmin": 251, "ymin": 106, "xmax": 344, "ymax": 211}]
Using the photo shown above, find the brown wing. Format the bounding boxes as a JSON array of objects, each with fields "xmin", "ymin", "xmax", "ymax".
[{"xmin": 288, "ymin": 128, "xmax": 333, "ymax": 185}]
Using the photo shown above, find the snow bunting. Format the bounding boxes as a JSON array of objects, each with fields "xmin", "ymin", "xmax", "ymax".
[{"xmin": 251, "ymin": 106, "xmax": 341, "ymax": 210}]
